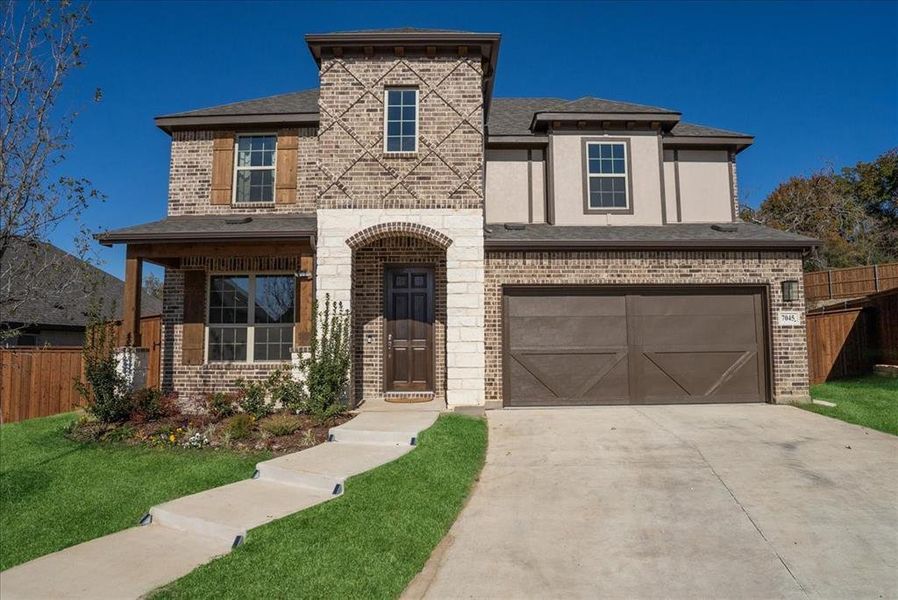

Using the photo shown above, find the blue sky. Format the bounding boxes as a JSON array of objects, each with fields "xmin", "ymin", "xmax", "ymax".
[{"xmin": 51, "ymin": 0, "xmax": 898, "ymax": 278}]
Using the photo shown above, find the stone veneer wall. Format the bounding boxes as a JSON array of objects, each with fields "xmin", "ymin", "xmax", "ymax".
[
  {"xmin": 484, "ymin": 250, "xmax": 810, "ymax": 406},
  {"xmin": 317, "ymin": 209, "xmax": 484, "ymax": 408},
  {"xmin": 352, "ymin": 237, "xmax": 447, "ymax": 404},
  {"xmin": 167, "ymin": 129, "xmax": 318, "ymax": 216}
]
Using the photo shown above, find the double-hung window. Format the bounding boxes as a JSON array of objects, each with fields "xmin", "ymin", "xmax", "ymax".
[
  {"xmin": 586, "ymin": 142, "xmax": 629, "ymax": 210},
  {"xmin": 207, "ymin": 274, "xmax": 294, "ymax": 362},
  {"xmin": 234, "ymin": 134, "xmax": 276, "ymax": 203},
  {"xmin": 384, "ymin": 89, "xmax": 418, "ymax": 153}
]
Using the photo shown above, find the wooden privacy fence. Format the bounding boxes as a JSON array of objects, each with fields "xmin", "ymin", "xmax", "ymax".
[
  {"xmin": 0, "ymin": 348, "xmax": 84, "ymax": 423},
  {"xmin": 805, "ymin": 262, "xmax": 898, "ymax": 302},
  {"xmin": 0, "ymin": 315, "xmax": 162, "ymax": 424},
  {"xmin": 806, "ymin": 309, "xmax": 875, "ymax": 384}
]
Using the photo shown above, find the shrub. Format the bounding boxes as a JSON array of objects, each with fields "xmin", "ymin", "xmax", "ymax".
[
  {"xmin": 222, "ymin": 413, "xmax": 254, "ymax": 440},
  {"xmin": 300, "ymin": 296, "xmax": 351, "ymax": 423},
  {"xmin": 75, "ymin": 307, "xmax": 130, "ymax": 423},
  {"xmin": 235, "ymin": 379, "xmax": 273, "ymax": 419},
  {"xmin": 130, "ymin": 388, "xmax": 178, "ymax": 423},
  {"xmin": 205, "ymin": 391, "xmax": 237, "ymax": 420},
  {"xmin": 259, "ymin": 413, "xmax": 303, "ymax": 437},
  {"xmin": 266, "ymin": 368, "xmax": 304, "ymax": 412}
]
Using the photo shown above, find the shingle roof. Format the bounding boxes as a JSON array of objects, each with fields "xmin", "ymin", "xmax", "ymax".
[
  {"xmin": 160, "ymin": 89, "xmax": 319, "ymax": 118},
  {"xmin": 156, "ymin": 89, "xmax": 751, "ymax": 140},
  {"xmin": 317, "ymin": 27, "xmax": 479, "ymax": 35},
  {"xmin": 1, "ymin": 238, "xmax": 162, "ymax": 328},
  {"xmin": 484, "ymin": 222, "xmax": 817, "ymax": 249},
  {"xmin": 96, "ymin": 215, "xmax": 317, "ymax": 245},
  {"xmin": 668, "ymin": 122, "xmax": 752, "ymax": 138}
]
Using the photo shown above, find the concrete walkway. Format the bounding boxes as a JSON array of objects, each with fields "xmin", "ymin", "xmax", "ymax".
[
  {"xmin": 406, "ymin": 405, "xmax": 898, "ymax": 600},
  {"xmin": 1, "ymin": 411, "xmax": 438, "ymax": 600}
]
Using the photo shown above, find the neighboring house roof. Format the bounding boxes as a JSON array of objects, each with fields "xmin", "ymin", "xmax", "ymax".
[
  {"xmin": 154, "ymin": 89, "xmax": 751, "ymax": 145},
  {"xmin": 483, "ymin": 222, "xmax": 818, "ymax": 250},
  {"xmin": 96, "ymin": 215, "xmax": 318, "ymax": 245},
  {"xmin": 1, "ymin": 238, "xmax": 162, "ymax": 329}
]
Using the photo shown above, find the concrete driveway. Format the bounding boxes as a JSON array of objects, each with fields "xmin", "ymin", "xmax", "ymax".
[{"xmin": 405, "ymin": 405, "xmax": 898, "ymax": 599}]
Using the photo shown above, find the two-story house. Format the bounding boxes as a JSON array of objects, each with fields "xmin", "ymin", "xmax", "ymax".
[{"xmin": 98, "ymin": 28, "xmax": 816, "ymax": 409}]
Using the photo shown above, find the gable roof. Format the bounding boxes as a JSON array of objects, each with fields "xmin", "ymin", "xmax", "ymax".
[{"xmin": 1, "ymin": 238, "xmax": 162, "ymax": 329}]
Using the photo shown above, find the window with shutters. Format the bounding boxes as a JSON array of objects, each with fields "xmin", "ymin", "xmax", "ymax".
[
  {"xmin": 233, "ymin": 134, "xmax": 276, "ymax": 203},
  {"xmin": 207, "ymin": 274, "xmax": 294, "ymax": 362}
]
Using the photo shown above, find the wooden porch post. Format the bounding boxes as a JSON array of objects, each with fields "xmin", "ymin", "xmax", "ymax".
[
  {"xmin": 120, "ymin": 248, "xmax": 143, "ymax": 347},
  {"xmin": 296, "ymin": 254, "xmax": 314, "ymax": 347}
]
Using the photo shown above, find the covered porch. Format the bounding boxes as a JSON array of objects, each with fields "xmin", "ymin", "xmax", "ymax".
[{"xmin": 97, "ymin": 215, "xmax": 316, "ymax": 398}]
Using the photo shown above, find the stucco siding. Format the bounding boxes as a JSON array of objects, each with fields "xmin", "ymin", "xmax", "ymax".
[
  {"xmin": 550, "ymin": 132, "xmax": 664, "ymax": 226},
  {"xmin": 485, "ymin": 149, "xmax": 530, "ymax": 223},
  {"xmin": 674, "ymin": 149, "xmax": 734, "ymax": 223}
]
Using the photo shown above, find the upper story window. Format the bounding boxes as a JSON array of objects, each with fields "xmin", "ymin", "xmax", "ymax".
[
  {"xmin": 384, "ymin": 89, "xmax": 418, "ymax": 153},
  {"xmin": 586, "ymin": 142, "xmax": 629, "ymax": 210},
  {"xmin": 234, "ymin": 134, "xmax": 276, "ymax": 203},
  {"xmin": 207, "ymin": 274, "xmax": 294, "ymax": 363}
]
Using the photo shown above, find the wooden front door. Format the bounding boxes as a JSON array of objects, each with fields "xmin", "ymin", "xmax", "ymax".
[{"xmin": 385, "ymin": 266, "xmax": 434, "ymax": 392}]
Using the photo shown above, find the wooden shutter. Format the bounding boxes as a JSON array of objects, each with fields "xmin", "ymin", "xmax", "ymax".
[
  {"xmin": 275, "ymin": 129, "xmax": 298, "ymax": 204},
  {"xmin": 211, "ymin": 131, "xmax": 235, "ymax": 205},
  {"xmin": 182, "ymin": 270, "xmax": 206, "ymax": 365}
]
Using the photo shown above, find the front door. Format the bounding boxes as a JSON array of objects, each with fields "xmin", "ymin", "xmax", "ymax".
[{"xmin": 385, "ymin": 266, "xmax": 434, "ymax": 392}]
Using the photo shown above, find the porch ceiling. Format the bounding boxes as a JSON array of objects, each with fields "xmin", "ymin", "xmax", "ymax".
[{"xmin": 95, "ymin": 215, "xmax": 317, "ymax": 246}]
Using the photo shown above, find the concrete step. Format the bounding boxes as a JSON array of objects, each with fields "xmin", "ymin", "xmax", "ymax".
[
  {"xmin": 0, "ymin": 524, "xmax": 230, "ymax": 600},
  {"xmin": 150, "ymin": 479, "xmax": 331, "ymax": 545},
  {"xmin": 328, "ymin": 411, "xmax": 439, "ymax": 446},
  {"xmin": 256, "ymin": 441, "xmax": 412, "ymax": 492}
]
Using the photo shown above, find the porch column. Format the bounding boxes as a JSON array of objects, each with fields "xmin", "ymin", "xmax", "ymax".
[{"xmin": 120, "ymin": 248, "xmax": 142, "ymax": 347}]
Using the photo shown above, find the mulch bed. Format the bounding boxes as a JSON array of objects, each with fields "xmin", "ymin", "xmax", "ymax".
[{"xmin": 66, "ymin": 411, "xmax": 353, "ymax": 455}]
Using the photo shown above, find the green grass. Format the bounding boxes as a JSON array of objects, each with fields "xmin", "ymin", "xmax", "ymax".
[
  {"xmin": 803, "ymin": 375, "xmax": 898, "ymax": 435},
  {"xmin": 152, "ymin": 414, "xmax": 487, "ymax": 600},
  {"xmin": 0, "ymin": 413, "xmax": 262, "ymax": 571}
]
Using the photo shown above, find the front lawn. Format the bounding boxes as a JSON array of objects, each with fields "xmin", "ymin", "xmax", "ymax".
[
  {"xmin": 0, "ymin": 413, "xmax": 263, "ymax": 571},
  {"xmin": 152, "ymin": 414, "xmax": 487, "ymax": 600},
  {"xmin": 804, "ymin": 375, "xmax": 898, "ymax": 435}
]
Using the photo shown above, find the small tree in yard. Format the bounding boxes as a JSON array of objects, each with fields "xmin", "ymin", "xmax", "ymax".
[
  {"xmin": 75, "ymin": 304, "xmax": 130, "ymax": 423},
  {"xmin": 301, "ymin": 295, "xmax": 351, "ymax": 422}
]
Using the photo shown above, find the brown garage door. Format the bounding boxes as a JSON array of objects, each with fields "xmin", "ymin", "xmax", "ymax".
[{"xmin": 503, "ymin": 288, "xmax": 768, "ymax": 406}]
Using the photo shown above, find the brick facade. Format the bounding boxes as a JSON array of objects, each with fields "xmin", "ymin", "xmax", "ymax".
[
  {"xmin": 352, "ymin": 237, "xmax": 447, "ymax": 404},
  {"xmin": 167, "ymin": 129, "xmax": 317, "ymax": 216},
  {"xmin": 484, "ymin": 249, "xmax": 811, "ymax": 406},
  {"xmin": 161, "ymin": 257, "xmax": 307, "ymax": 403},
  {"xmin": 316, "ymin": 55, "xmax": 484, "ymax": 210}
]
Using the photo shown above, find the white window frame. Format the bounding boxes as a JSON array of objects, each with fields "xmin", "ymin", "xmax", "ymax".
[
  {"xmin": 205, "ymin": 272, "xmax": 295, "ymax": 364},
  {"xmin": 586, "ymin": 141, "xmax": 630, "ymax": 210},
  {"xmin": 232, "ymin": 133, "xmax": 277, "ymax": 205},
  {"xmin": 383, "ymin": 88, "xmax": 419, "ymax": 154}
]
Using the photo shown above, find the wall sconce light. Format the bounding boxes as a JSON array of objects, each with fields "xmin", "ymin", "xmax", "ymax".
[{"xmin": 781, "ymin": 280, "xmax": 799, "ymax": 302}]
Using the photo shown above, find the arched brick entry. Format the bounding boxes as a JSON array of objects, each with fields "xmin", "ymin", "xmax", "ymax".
[{"xmin": 345, "ymin": 222, "xmax": 453, "ymax": 251}]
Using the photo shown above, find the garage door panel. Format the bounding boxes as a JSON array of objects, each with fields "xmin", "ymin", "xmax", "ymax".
[
  {"xmin": 636, "ymin": 293, "xmax": 757, "ymax": 316},
  {"xmin": 508, "ymin": 316, "xmax": 627, "ymax": 347},
  {"xmin": 640, "ymin": 351, "xmax": 751, "ymax": 397},
  {"xmin": 636, "ymin": 316, "xmax": 759, "ymax": 346},
  {"xmin": 508, "ymin": 350, "xmax": 630, "ymax": 405},
  {"xmin": 504, "ymin": 288, "xmax": 768, "ymax": 406},
  {"xmin": 508, "ymin": 294, "xmax": 626, "ymax": 317}
]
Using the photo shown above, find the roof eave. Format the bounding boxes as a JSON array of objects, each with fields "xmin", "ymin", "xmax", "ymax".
[
  {"xmin": 154, "ymin": 113, "xmax": 319, "ymax": 134},
  {"xmin": 483, "ymin": 238, "xmax": 819, "ymax": 250},
  {"xmin": 663, "ymin": 135, "xmax": 755, "ymax": 153},
  {"xmin": 95, "ymin": 230, "xmax": 316, "ymax": 247},
  {"xmin": 530, "ymin": 111, "xmax": 682, "ymax": 131}
]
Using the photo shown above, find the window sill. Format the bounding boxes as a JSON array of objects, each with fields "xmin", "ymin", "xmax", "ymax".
[
  {"xmin": 230, "ymin": 202, "xmax": 276, "ymax": 208},
  {"xmin": 383, "ymin": 151, "xmax": 418, "ymax": 159},
  {"xmin": 201, "ymin": 361, "xmax": 290, "ymax": 369}
]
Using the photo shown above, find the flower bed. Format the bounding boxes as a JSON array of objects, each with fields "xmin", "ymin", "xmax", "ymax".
[{"xmin": 66, "ymin": 409, "xmax": 351, "ymax": 454}]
